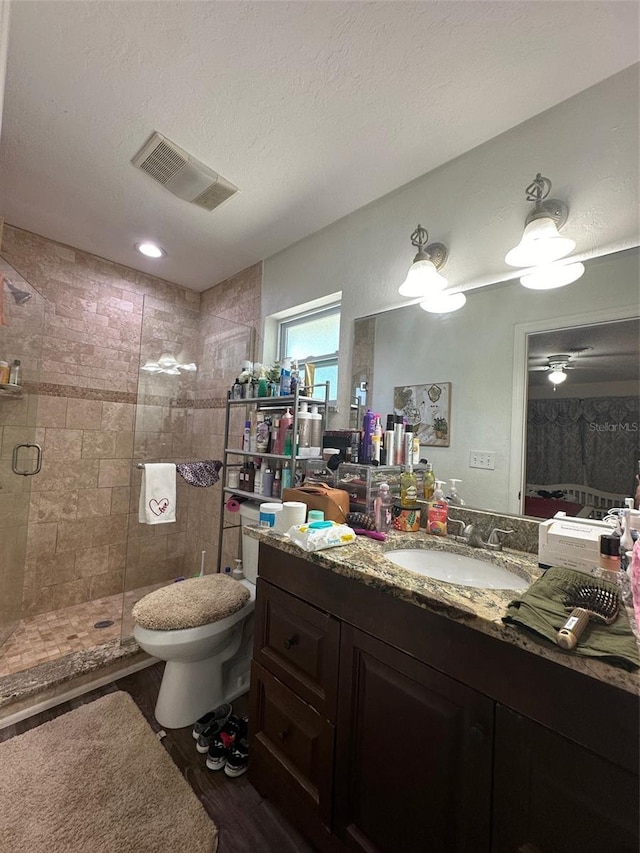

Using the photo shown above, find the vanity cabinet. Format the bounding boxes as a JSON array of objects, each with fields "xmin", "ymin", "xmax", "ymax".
[
  {"xmin": 249, "ymin": 543, "xmax": 639, "ymax": 853},
  {"xmin": 492, "ymin": 706, "xmax": 639, "ymax": 853},
  {"xmin": 334, "ymin": 625, "xmax": 493, "ymax": 853}
]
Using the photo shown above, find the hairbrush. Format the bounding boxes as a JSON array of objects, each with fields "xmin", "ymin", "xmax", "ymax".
[
  {"xmin": 346, "ymin": 512, "xmax": 376, "ymax": 531},
  {"xmin": 556, "ymin": 582, "xmax": 619, "ymax": 650}
]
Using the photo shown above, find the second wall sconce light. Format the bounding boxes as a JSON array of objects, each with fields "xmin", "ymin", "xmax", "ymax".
[
  {"xmin": 398, "ymin": 224, "xmax": 467, "ymax": 313},
  {"xmin": 505, "ymin": 173, "xmax": 584, "ymax": 290}
]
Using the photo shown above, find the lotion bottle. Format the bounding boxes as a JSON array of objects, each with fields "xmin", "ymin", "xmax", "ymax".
[
  {"xmin": 372, "ymin": 415, "xmax": 383, "ymax": 464},
  {"xmin": 297, "ymin": 401, "xmax": 312, "ymax": 455},
  {"xmin": 384, "ymin": 415, "xmax": 395, "ymax": 469},
  {"xmin": 428, "ymin": 480, "xmax": 448, "ymax": 536},
  {"xmin": 309, "ymin": 405, "xmax": 323, "ymax": 457},
  {"xmin": 374, "ymin": 482, "xmax": 393, "ymax": 533}
]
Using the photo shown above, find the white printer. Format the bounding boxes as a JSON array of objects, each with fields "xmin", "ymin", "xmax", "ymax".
[{"xmin": 538, "ymin": 512, "xmax": 616, "ymax": 573}]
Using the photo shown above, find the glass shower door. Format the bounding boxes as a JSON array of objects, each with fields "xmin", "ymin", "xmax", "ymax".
[{"xmin": 0, "ymin": 258, "xmax": 44, "ymax": 648}]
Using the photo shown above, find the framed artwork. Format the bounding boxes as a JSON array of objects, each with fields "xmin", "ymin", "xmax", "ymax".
[{"xmin": 393, "ymin": 382, "xmax": 451, "ymax": 447}]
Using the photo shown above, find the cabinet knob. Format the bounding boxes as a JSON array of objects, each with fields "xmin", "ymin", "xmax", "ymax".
[
  {"xmin": 279, "ymin": 728, "xmax": 290, "ymax": 742},
  {"xmin": 284, "ymin": 635, "xmax": 298, "ymax": 650}
]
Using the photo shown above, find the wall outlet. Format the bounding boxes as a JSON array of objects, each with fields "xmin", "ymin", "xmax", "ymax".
[{"xmin": 469, "ymin": 450, "xmax": 495, "ymax": 470}]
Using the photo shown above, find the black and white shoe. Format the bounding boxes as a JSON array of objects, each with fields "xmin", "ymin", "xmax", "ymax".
[
  {"xmin": 194, "ymin": 703, "xmax": 233, "ymax": 751},
  {"xmin": 224, "ymin": 735, "xmax": 249, "ymax": 777},
  {"xmin": 205, "ymin": 716, "xmax": 247, "ymax": 770}
]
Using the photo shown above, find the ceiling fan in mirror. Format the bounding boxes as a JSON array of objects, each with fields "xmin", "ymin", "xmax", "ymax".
[{"xmin": 528, "ymin": 353, "xmax": 579, "ymax": 386}]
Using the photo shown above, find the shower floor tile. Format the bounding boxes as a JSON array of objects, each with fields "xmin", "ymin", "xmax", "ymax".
[{"xmin": 0, "ymin": 582, "xmax": 166, "ymax": 677}]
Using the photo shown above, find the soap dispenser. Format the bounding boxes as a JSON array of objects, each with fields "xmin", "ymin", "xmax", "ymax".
[
  {"xmin": 428, "ymin": 480, "xmax": 448, "ymax": 536},
  {"xmin": 447, "ymin": 479, "xmax": 465, "ymax": 506}
]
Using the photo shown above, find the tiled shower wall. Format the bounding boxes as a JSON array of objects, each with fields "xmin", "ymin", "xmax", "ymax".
[{"xmin": 2, "ymin": 225, "xmax": 262, "ymax": 617}]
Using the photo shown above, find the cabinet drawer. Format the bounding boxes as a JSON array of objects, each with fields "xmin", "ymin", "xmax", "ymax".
[
  {"xmin": 254, "ymin": 578, "xmax": 339, "ymax": 720},
  {"xmin": 249, "ymin": 661, "xmax": 335, "ymax": 826}
]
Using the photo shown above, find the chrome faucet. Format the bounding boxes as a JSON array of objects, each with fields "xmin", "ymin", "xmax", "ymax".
[{"xmin": 452, "ymin": 523, "xmax": 514, "ymax": 551}]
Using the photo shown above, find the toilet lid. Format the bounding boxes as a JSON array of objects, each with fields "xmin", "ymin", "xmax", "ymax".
[{"xmin": 132, "ymin": 575, "xmax": 250, "ymax": 631}]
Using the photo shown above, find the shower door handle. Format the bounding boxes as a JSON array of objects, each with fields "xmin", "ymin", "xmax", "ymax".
[{"xmin": 12, "ymin": 442, "xmax": 43, "ymax": 476}]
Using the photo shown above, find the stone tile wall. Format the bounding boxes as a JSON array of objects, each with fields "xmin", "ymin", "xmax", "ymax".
[{"xmin": 2, "ymin": 225, "xmax": 262, "ymax": 618}]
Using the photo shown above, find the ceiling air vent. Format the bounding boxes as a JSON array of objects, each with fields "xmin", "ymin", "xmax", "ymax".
[{"xmin": 132, "ymin": 132, "xmax": 238, "ymax": 212}]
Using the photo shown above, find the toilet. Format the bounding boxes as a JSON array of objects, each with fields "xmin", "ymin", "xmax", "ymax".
[{"xmin": 132, "ymin": 501, "xmax": 261, "ymax": 729}]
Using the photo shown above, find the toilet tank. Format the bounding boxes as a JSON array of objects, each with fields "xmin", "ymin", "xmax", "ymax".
[{"xmin": 239, "ymin": 501, "xmax": 261, "ymax": 584}]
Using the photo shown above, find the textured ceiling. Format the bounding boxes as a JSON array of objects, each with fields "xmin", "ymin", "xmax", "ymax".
[
  {"xmin": 528, "ymin": 317, "xmax": 640, "ymax": 386},
  {"xmin": 1, "ymin": 1, "xmax": 638, "ymax": 291}
]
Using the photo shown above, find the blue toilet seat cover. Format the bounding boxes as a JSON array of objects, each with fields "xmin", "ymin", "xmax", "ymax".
[{"xmin": 132, "ymin": 575, "xmax": 250, "ymax": 631}]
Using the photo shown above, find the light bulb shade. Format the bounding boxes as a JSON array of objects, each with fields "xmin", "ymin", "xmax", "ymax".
[
  {"xmin": 548, "ymin": 368, "xmax": 567, "ymax": 384},
  {"xmin": 398, "ymin": 258, "xmax": 448, "ymax": 298},
  {"xmin": 419, "ymin": 291, "xmax": 467, "ymax": 314},
  {"xmin": 178, "ymin": 362, "xmax": 198, "ymax": 372},
  {"xmin": 158, "ymin": 353, "xmax": 179, "ymax": 368},
  {"xmin": 519, "ymin": 261, "xmax": 585, "ymax": 290},
  {"xmin": 140, "ymin": 361, "xmax": 162, "ymax": 373},
  {"xmin": 505, "ymin": 217, "xmax": 575, "ymax": 267}
]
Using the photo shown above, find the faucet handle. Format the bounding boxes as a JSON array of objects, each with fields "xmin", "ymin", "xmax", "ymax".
[
  {"xmin": 487, "ymin": 527, "xmax": 514, "ymax": 548},
  {"xmin": 448, "ymin": 518, "xmax": 466, "ymax": 536}
]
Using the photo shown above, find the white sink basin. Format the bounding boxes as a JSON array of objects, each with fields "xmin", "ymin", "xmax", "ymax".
[{"xmin": 385, "ymin": 549, "xmax": 529, "ymax": 590}]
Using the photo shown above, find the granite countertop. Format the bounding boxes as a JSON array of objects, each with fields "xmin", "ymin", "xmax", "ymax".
[{"xmin": 246, "ymin": 525, "xmax": 640, "ymax": 696}]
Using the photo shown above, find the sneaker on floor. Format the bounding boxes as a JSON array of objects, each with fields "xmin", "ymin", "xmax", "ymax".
[
  {"xmin": 195, "ymin": 706, "xmax": 236, "ymax": 753},
  {"xmin": 205, "ymin": 715, "xmax": 247, "ymax": 770},
  {"xmin": 224, "ymin": 735, "xmax": 249, "ymax": 777},
  {"xmin": 192, "ymin": 703, "xmax": 232, "ymax": 740}
]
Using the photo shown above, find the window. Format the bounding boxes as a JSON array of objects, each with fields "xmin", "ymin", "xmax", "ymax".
[{"xmin": 278, "ymin": 303, "xmax": 340, "ymax": 399}]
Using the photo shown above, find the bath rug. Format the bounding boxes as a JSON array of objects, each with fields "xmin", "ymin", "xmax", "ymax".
[
  {"xmin": 176, "ymin": 459, "xmax": 222, "ymax": 487},
  {"xmin": 0, "ymin": 691, "xmax": 218, "ymax": 853}
]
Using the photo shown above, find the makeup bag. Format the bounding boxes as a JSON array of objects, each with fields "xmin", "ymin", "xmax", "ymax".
[{"xmin": 282, "ymin": 484, "xmax": 350, "ymax": 523}]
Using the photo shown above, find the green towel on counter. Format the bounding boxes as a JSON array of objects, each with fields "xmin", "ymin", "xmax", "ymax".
[{"xmin": 503, "ymin": 566, "xmax": 640, "ymax": 671}]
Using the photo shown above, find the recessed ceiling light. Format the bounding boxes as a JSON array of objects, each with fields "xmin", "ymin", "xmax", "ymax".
[{"xmin": 135, "ymin": 241, "xmax": 166, "ymax": 258}]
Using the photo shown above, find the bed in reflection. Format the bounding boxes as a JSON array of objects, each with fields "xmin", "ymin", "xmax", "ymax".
[{"xmin": 525, "ymin": 483, "xmax": 624, "ymax": 520}]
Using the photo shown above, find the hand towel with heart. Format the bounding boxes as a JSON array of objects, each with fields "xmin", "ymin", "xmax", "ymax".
[{"xmin": 139, "ymin": 463, "xmax": 177, "ymax": 524}]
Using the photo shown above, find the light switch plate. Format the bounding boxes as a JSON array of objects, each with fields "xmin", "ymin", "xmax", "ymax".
[{"xmin": 469, "ymin": 450, "xmax": 495, "ymax": 470}]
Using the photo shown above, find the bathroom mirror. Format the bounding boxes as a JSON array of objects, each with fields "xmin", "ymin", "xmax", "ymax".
[{"xmin": 352, "ymin": 247, "xmax": 639, "ymax": 516}]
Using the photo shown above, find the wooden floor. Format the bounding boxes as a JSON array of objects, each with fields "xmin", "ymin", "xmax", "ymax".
[{"xmin": 0, "ymin": 662, "xmax": 315, "ymax": 853}]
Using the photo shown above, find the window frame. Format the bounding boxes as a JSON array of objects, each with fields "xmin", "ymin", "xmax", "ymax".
[{"xmin": 277, "ymin": 302, "xmax": 340, "ymax": 400}]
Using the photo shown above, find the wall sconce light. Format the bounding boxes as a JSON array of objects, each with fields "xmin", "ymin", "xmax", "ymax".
[
  {"xmin": 398, "ymin": 225, "xmax": 448, "ymax": 298},
  {"xmin": 505, "ymin": 174, "xmax": 575, "ymax": 268}
]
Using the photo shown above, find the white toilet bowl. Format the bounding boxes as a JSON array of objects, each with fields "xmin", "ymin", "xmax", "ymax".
[
  {"xmin": 133, "ymin": 502, "xmax": 262, "ymax": 730},
  {"xmin": 133, "ymin": 580, "xmax": 256, "ymax": 729}
]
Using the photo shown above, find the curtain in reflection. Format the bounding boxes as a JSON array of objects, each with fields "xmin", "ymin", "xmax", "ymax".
[{"xmin": 526, "ymin": 396, "xmax": 638, "ymax": 495}]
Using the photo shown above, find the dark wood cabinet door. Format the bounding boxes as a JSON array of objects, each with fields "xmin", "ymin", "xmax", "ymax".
[
  {"xmin": 492, "ymin": 705, "xmax": 640, "ymax": 853},
  {"xmin": 254, "ymin": 578, "xmax": 340, "ymax": 720},
  {"xmin": 334, "ymin": 625, "xmax": 493, "ymax": 853},
  {"xmin": 249, "ymin": 660, "xmax": 335, "ymax": 826}
]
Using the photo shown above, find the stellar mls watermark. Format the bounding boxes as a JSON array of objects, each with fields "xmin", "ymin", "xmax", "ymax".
[{"xmin": 588, "ymin": 421, "xmax": 638, "ymax": 432}]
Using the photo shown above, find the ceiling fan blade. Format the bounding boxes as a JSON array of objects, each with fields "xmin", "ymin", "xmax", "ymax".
[{"xmin": 528, "ymin": 366, "xmax": 549, "ymax": 372}]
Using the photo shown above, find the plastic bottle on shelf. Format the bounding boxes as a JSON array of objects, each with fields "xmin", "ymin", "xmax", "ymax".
[
  {"xmin": 271, "ymin": 419, "xmax": 281, "ymax": 455},
  {"xmin": 309, "ymin": 405, "xmax": 323, "ymax": 457},
  {"xmin": 374, "ymin": 482, "xmax": 393, "ymax": 533},
  {"xmin": 372, "ymin": 415, "xmax": 383, "ymax": 464},
  {"xmin": 0, "ymin": 361, "xmax": 9, "ymax": 385},
  {"xmin": 242, "ymin": 420, "xmax": 251, "ymax": 452},
  {"xmin": 297, "ymin": 401, "xmax": 312, "ymax": 455},
  {"xmin": 280, "ymin": 358, "xmax": 292, "ymax": 395},
  {"xmin": 272, "ymin": 465, "xmax": 282, "ymax": 499},
  {"xmin": 232, "ymin": 377, "xmax": 243, "ymax": 399},
  {"xmin": 361, "ymin": 408, "xmax": 376, "ymax": 464},
  {"xmin": 279, "ymin": 408, "xmax": 293, "ymax": 448},
  {"xmin": 262, "ymin": 464, "xmax": 274, "ymax": 497}
]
